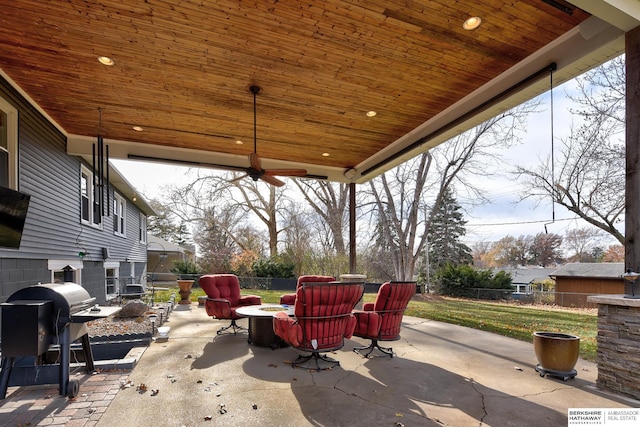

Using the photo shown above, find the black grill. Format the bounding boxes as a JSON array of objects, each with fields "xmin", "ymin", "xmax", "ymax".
[{"xmin": 0, "ymin": 283, "xmax": 118, "ymax": 399}]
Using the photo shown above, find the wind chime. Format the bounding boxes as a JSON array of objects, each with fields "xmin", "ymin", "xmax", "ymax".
[{"xmin": 93, "ymin": 108, "xmax": 110, "ymax": 219}]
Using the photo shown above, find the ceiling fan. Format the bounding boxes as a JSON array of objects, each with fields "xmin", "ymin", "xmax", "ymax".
[{"xmin": 232, "ymin": 85, "xmax": 307, "ymax": 187}]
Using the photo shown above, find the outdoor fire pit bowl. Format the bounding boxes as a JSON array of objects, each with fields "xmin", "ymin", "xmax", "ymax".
[{"xmin": 533, "ymin": 331, "xmax": 580, "ymax": 381}]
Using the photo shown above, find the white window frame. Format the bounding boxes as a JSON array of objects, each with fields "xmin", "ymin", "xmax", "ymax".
[
  {"xmin": 80, "ymin": 164, "xmax": 102, "ymax": 227},
  {"xmin": 113, "ymin": 193, "xmax": 126, "ymax": 237},
  {"xmin": 0, "ymin": 96, "xmax": 18, "ymax": 189},
  {"xmin": 139, "ymin": 213, "xmax": 147, "ymax": 244},
  {"xmin": 104, "ymin": 261, "xmax": 120, "ymax": 300},
  {"xmin": 48, "ymin": 259, "xmax": 83, "ymax": 284}
]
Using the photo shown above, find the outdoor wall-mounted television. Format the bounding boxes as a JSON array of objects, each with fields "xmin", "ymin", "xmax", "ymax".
[{"xmin": 0, "ymin": 185, "xmax": 31, "ymax": 249}]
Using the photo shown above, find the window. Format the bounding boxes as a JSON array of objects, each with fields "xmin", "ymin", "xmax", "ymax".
[
  {"xmin": 80, "ymin": 165, "xmax": 101, "ymax": 226},
  {"xmin": 113, "ymin": 193, "xmax": 126, "ymax": 236},
  {"xmin": 139, "ymin": 213, "xmax": 147, "ymax": 244},
  {"xmin": 48, "ymin": 259, "xmax": 83, "ymax": 284},
  {"xmin": 105, "ymin": 262, "xmax": 120, "ymax": 299},
  {"xmin": 0, "ymin": 97, "xmax": 18, "ymax": 189}
]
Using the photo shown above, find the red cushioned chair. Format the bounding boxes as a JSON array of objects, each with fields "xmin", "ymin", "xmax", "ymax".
[
  {"xmin": 279, "ymin": 275, "xmax": 336, "ymax": 305},
  {"xmin": 273, "ymin": 281, "xmax": 365, "ymax": 371},
  {"xmin": 352, "ymin": 281, "xmax": 416, "ymax": 358},
  {"xmin": 199, "ymin": 274, "xmax": 262, "ymax": 335}
]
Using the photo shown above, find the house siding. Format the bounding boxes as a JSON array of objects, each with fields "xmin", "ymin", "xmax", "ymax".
[
  {"xmin": 0, "ymin": 76, "xmax": 148, "ymax": 304},
  {"xmin": 554, "ymin": 277, "xmax": 624, "ymax": 308}
]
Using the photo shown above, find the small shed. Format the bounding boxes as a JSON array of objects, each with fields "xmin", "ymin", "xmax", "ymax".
[{"xmin": 550, "ymin": 263, "xmax": 625, "ymax": 308}]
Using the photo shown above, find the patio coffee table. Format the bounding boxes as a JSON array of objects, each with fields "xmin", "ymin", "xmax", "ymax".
[{"xmin": 235, "ymin": 304, "xmax": 294, "ymax": 349}]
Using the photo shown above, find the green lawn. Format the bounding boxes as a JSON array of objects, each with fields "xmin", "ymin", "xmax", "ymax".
[{"xmin": 161, "ymin": 287, "xmax": 598, "ymax": 362}]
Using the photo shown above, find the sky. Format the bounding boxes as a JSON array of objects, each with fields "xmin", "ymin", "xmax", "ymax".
[{"xmin": 111, "ymin": 75, "xmax": 622, "ymax": 250}]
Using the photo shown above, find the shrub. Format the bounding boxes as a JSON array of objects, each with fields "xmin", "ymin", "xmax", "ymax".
[
  {"xmin": 171, "ymin": 259, "xmax": 200, "ymax": 275},
  {"xmin": 251, "ymin": 257, "xmax": 295, "ymax": 278},
  {"xmin": 434, "ymin": 263, "xmax": 513, "ymax": 299}
]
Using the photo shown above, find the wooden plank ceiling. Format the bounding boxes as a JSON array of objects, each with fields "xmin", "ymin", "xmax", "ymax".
[{"xmin": 0, "ymin": 1, "xmax": 611, "ymax": 182}]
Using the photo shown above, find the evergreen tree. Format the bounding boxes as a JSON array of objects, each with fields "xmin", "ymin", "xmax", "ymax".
[{"xmin": 427, "ymin": 187, "xmax": 473, "ymax": 276}]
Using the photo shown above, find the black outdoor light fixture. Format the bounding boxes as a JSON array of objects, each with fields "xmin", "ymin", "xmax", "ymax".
[{"xmin": 622, "ymin": 268, "xmax": 640, "ymax": 299}]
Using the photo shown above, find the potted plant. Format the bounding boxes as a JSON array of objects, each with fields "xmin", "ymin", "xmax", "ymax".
[
  {"xmin": 171, "ymin": 260, "xmax": 200, "ymax": 304},
  {"xmin": 533, "ymin": 331, "xmax": 580, "ymax": 380}
]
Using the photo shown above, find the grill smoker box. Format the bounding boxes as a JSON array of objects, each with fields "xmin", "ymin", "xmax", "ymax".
[
  {"xmin": 1, "ymin": 300, "xmax": 53, "ymax": 357},
  {"xmin": 0, "ymin": 283, "xmax": 120, "ymax": 399}
]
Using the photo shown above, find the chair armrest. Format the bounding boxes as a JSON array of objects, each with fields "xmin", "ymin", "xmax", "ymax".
[
  {"xmin": 238, "ymin": 295, "xmax": 262, "ymax": 306},
  {"xmin": 344, "ymin": 313, "xmax": 357, "ymax": 339},
  {"xmin": 273, "ymin": 312, "xmax": 301, "ymax": 347},
  {"xmin": 352, "ymin": 310, "xmax": 381, "ymax": 338},
  {"xmin": 279, "ymin": 293, "xmax": 296, "ymax": 305},
  {"xmin": 362, "ymin": 302, "xmax": 375, "ymax": 311}
]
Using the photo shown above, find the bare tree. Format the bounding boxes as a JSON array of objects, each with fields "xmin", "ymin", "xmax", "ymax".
[
  {"xmin": 294, "ymin": 180, "xmax": 350, "ymax": 256},
  {"xmin": 516, "ymin": 56, "xmax": 625, "ymax": 244},
  {"xmin": 365, "ymin": 101, "xmax": 537, "ymax": 280},
  {"xmin": 564, "ymin": 226, "xmax": 605, "ymax": 262}
]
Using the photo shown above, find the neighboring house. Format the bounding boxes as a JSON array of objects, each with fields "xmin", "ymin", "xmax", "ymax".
[
  {"xmin": 550, "ymin": 263, "xmax": 625, "ymax": 308},
  {"xmin": 500, "ymin": 267, "xmax": 556, "ymax": 295},
  {"xmin": 0, "ymin": 75, "xmax": 154, "ymax": 305},
  {"xmin": 146, "ymin": 234, "xmax": 195, "ymax": 285}
]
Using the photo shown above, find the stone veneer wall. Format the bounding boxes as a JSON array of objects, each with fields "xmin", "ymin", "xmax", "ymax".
[{"xmin": 594, "ymin": 303, "xmax": 640, "ymax": 400}]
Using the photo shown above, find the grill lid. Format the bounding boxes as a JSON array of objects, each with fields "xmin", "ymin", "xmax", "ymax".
[{"xmin": 6, "ymin": 283, "xmax": 95, "ymax": 316}]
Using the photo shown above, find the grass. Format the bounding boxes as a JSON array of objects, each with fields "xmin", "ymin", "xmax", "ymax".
[{"xmin": 156, "ymin": 287, "xmax": 598, "ymax": 362}]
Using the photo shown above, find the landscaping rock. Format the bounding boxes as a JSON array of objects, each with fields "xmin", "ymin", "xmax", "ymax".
[{"xmin": 116, "ymin": 300, "xmax": 148, "ymax": 318}]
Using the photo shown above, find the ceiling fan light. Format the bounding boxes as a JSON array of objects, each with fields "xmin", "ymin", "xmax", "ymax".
[
  {"xmin": 132, "ymin": 125, "xmax": 144, "ymax": 132},
  {"xmin": 322, "ymin": 152, "xmax": 330, "ymax": 157},
  {"xmin": 366, "ymin": 110, "xmax": 377, "ymax": 117},
  {"xmin": 235, "ymin": 139, "xmax": 244, "ymax": 145}
]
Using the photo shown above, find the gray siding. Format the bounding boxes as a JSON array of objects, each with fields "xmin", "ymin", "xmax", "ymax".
[{"xmin": 0, "ymin": 76, "xmax": 148, "ymax": 303}]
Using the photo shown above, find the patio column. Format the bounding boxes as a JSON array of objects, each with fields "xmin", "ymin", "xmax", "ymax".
[
  {"xmin": 349, "ymin": 182, "xmax": 357, "ymax": 273},
  {"xmin": 625, "ymin": 25, "xmax": 640, "ymax": 291}
]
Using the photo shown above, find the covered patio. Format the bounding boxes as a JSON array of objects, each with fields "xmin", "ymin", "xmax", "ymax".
[
  {"xmin": 0, "ymin": 302, "xmax": 636, "ymax": 426},
  {"xmin": 1, "ymin": 2, "xmax": 640, "ymax": 425}
]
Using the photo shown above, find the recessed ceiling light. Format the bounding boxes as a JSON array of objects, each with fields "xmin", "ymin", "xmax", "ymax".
[
  {"xmin": 132, "ymin": 126, "xmax": 144, "ymax": 132},
  {"xmin": 463, "ymin": 16, "xmax": 482, "ymax": 30},
  {"xmin": 463, "ymin": 16, "xmax": 481, "ymax": 30},
  {"xmin": 235, "ymin": 140, "xmax": 244, "ymax": 145},
  {"xmin": 322, "ymin": 152, "xmax": 330, "ymax": 157},
  {"xmin": 366, "ymin": 111, "xmax": 377, "ymax": 117},
  {"xmin": 98, "ymin": 56, "xmax": 115, "ymax": 66}
]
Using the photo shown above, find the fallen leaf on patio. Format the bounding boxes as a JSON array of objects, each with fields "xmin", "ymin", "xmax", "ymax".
[
  {"xmin": 197, "ymin": 379, "xmax": 203, "ymax": 383},
  {"xmin": 151, "ymin": 389, "xmax": 159, "ymax": 396},
  {"xmin": 204, "ymin": 415, "xmax": 213, "ymax": 421},
  {"xmin": 514, "ymin": 367, "xmax": 524, "ymax": 371},
  {"xmin": 216, "ymin": 393, "xmax": 222, "ymax": 397},
  {"xmin": 166, "ymin": 374, "xmax": 175, "ymax": 378},
  {"xmin": 218, "ymin": 404, "xmax": 227, "ymax": 415},
  {"xmin": 252, "ymin": 404, "xmax": 258, "ymax": 410},
  {"xmin": 395, "ymin": 423, "xmax": 405, "ymax": 427},
  {"xmin": 137, "ymin": 383, "xmax": 148, "ymax": 393},
  {"xmin": 395, "ymin": 413, "xmax": 403, "ymax": 417},
  {"xmin": 185, "ymin": 354, "xmax": 193, "ymax": 359},
  {"xmin": 268, "ymin": 363, "xmax": 278, "ymax": 368},
  {"xmin": 120, "ymin": 380, "xmax": 133, "ymax": 389},
  {"xmin": 88, "ymin": 408, "xmax": 97, "ymax": 414},
  {"xmin": 204, "ymin": 387, "xmax": 211, "ymax": 392}
]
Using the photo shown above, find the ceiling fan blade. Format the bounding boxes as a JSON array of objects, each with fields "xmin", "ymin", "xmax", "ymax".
[
  {"xmin": 250, "ymin": 152, "xmax": 261, "ymax": 170},
  {"xmin": 260, "ymin": 174, "xmax": 285, "ymax": 187},
  {"xmin": 229, "ymin": 173, "xmax": 249, "ymax": 183},
  {"xmin": 264, "ymin": 169, "xmax": 308, "ymax": 177}
]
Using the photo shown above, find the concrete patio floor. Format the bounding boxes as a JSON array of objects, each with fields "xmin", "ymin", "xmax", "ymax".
[{"xmin": 1, "ymin": 301, "xmax": 638, "ymax": 426}]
